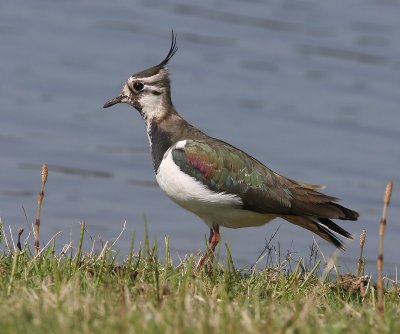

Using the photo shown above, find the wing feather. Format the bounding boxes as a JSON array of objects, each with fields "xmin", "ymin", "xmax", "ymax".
[{"xmin": 171, "ymin": 139, "xmax": 358, "ymax": 221}]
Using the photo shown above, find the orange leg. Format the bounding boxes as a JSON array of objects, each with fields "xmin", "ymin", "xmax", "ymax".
[
  {"xmin": 196, "ymin": 226, "xmax": 220, "ymax": 271},
  {"xmin": 208, "ymin": 226, "xmax": 220, "ymax": 253}
]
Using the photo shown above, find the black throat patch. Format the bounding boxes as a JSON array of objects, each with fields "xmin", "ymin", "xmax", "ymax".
[{"xmin": 148, "ymin": 121, "xmax": 173, "ymax": 173}]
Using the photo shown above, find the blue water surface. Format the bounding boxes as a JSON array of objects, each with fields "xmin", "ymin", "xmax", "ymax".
[{"xmin": 1, "ymin": 0, "xmax": 399, "ymax": 275}]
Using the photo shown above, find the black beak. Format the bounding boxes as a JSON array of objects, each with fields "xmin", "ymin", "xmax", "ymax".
[{"xmin": 103, "ymin": 95, "xmax": 126, "ymax": 108}]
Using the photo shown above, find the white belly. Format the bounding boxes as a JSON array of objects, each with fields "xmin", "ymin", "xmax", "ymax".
[{"xmin": 156, "ymin": 146, "xmax": 276, "ymax": 228}]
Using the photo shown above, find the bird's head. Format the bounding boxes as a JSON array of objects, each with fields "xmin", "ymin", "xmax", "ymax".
[{"xmin": 103, "ymin": 32, "xmax": 178, "ymax": 122}]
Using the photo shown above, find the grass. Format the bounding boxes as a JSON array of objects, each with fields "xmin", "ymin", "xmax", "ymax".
[
  {"xmin": 0, "ymin": 221, "xmax": 399, "ymax": 334},
  {"xmin": 1, "ymin": 169, "xmax": 397, "ymax": 333}
]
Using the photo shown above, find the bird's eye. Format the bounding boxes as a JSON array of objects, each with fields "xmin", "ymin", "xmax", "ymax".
[{"xmin": 133, "ymin": 81, "xmax": 144, "ymax": 92}]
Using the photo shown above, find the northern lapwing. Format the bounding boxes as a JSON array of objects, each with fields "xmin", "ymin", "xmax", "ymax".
[{"xmin": 104, "ymin": 32, "xmax": 359, "ymax": 268}]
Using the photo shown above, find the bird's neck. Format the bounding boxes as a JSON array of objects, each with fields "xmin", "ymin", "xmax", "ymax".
[{"xmin": 146, "ymin": 108, "xmax": 207, "ymax": 173}]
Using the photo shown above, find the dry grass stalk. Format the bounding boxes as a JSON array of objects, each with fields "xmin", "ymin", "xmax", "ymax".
[
  {"xmin": 377, "ymin": 180, "xmax": 393, "ymax": 317},
  {"xmin": 356, "ymin": 230, "xmax": 366, "ymax": 276},
  {"xmin": 34, "ymin": 163, "xmax": 48, "ymax": 256}
]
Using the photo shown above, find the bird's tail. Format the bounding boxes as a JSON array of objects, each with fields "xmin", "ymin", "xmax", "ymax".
[{"xmin": 283, "ymin": 216, "xmax": 353, "ymax": 250}]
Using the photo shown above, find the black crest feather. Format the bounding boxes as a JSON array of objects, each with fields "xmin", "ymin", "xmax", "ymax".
[{"xmin": 159, "ymin": 30, "xmax": 178, "ymax": 67}]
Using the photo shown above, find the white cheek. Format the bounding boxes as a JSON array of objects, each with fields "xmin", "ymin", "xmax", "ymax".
[
  {"xmin": 140, "ymin": 94, "xmax": 163, "ymax": 119},
  {"xmin": 121, "ymin": 84, "xmax": 131, "ymax": 97},
  {"xmin": 141, "ymin": 93, "xmax": 164, "ymax": 147}
]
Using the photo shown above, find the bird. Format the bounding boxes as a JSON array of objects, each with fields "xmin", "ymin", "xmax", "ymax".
[{"xmin": 103, "ymin": 32, "xmax": 359, "ymax": 268}]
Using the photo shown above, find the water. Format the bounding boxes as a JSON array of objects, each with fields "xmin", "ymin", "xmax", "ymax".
[{"xmin": 1, "ymin": 0, "xmax": 399, "ymax": 275}]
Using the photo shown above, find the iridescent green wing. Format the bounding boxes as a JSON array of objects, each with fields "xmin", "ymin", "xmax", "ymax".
[{"xmin": 171, "ymin": 139, "xmax": 294, "ymax": 214}]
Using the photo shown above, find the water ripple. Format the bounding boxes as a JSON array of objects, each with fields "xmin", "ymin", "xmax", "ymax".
[{"xmin": 20, "ymin": 163, "xmax": 113, "ymax": 179}]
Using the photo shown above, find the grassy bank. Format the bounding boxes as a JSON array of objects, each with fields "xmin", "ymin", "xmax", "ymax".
[{"xmin": 0, "ymin": 223, "xmax": 399, "ymax": 334}]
